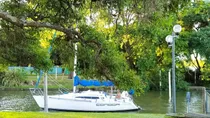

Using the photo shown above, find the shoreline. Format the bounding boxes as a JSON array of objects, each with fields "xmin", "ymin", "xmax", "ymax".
[
  {"xmin": 0, "ymin": 87, "xmax": 106, "ymax": 91},
  {"xmin": 0, "ymin": 87, "xmax": 59, "ymax": 91}
]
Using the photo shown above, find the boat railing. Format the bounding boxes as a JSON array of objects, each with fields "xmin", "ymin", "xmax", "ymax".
[
  {"xmin": 58, "ymin": 87, "xmax": 70, "ymax": 94},
  {"xmin": 29, "ymin": 88, "xmax": 44, "ymax": 96}
]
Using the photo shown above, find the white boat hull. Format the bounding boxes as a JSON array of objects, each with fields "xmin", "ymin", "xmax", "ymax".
[{"xmin": 32, "ymin": 91, "xmax": 140, "ymax": 112}]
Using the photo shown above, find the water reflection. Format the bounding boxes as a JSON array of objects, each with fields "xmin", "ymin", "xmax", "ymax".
[
  {"xmin": 0, "ymin": 91, "xmax": 40, "ymax": 111},
  {"xmin": 135, "ymin": 91, "xmax": 203, "ymax": 113},
  {"xmin": 0, "ymin": 90, "xmax": 203, "ymax": 113},
  {"xmin": 189, "ymin": 91, "xmax": 203, "ymax": 113}
]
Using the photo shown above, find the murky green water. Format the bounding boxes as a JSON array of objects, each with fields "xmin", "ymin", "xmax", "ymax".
[
  {"xmin": 135, "ymin": 91, "xmax": 203, "ymax": 113},
  {"xmin": 0, "ymin": 90, "xmax": 203, "ymax": 113},
  {"xmin": 0, "ymin": 90, "xmax": 40, "ymax": 111}
]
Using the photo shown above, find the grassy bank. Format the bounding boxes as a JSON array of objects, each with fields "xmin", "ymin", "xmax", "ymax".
[
  {"xmin": 0, "ymin": 112, "xmax": 170, "ymax": 118},
  {"xmin": 0, "ymin": 75, "xmax": 73, "ymax": 90},
  {"xmin": 0, "ymin": 75, "xmax": 108, "ymax": 90}
]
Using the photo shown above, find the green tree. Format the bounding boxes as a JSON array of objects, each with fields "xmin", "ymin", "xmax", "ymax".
[
  {"xmin": 0, "ymin": 0, "xmax": 194, "ymax": 92},
  {"xmin": 177, "ymin": 1, "xmax": 210, "ymax": 85}
]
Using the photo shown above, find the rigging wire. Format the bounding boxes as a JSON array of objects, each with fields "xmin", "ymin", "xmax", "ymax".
[{"xmin": 47, "ymin": 74, "xmax": 70, "ymax": 93}]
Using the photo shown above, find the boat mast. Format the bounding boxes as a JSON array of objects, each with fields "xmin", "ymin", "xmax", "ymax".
[{"xmin": 73, "ymin": 43, "xmax": 78, "ymax": 93}]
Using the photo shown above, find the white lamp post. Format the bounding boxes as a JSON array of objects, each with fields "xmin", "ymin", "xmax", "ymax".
[{"xmin": 165, "ymin": 24, "xmax": 182, "ymax": 113}]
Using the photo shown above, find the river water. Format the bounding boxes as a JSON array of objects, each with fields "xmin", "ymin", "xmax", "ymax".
[{"xmin": 0, "ymin": 90, "xmax": 204, "ymax": 113}]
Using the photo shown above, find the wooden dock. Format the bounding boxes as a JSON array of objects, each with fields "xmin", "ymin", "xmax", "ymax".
[{"xmin": 167, "ymin": 113, "xmax": 210, "ymax": 118}]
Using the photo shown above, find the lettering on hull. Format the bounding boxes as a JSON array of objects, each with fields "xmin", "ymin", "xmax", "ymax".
[{"xmin": 96, "ymin": 103, "xmax": 120, "ymax": 106}]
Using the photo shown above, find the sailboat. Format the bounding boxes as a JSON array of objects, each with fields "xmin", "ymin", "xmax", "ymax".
[{"xmin": 30, "ymin": 43, "xmax": 140, "ymax": 112}]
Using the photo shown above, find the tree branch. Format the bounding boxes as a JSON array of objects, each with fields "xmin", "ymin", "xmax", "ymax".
[
  {"xmin": 194, "ymin": 53, "xmax": 201, "ymax": 69},
  {"xmin": 0, "ymin": 11, "xmax": 101, "ymax": 48}
]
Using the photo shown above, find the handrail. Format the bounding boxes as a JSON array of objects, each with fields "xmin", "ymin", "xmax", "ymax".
[{"xmin": 206, "ymin": 90, "xmax": 210, "ymax": 114}]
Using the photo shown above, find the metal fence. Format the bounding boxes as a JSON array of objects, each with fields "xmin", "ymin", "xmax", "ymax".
[
  {"xmin": 206, "ymin": 90, "xmax": 210, "ymax": 114},
  {"xmin": 8, "ymin": 66, "xmax": 70, "ymax": 75},
  {"xmin": 189, "ymin": 86, "xmax": 210, "ymax": 114}
]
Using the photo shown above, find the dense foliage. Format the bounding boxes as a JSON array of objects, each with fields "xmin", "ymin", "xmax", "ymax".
[
  {"xmin": 0, "ymin": 0, "xmax": 210, "ymax": 92},
  {"xmin": 179, "ymin": 1, "xmax": 210, "ymax": 85}
]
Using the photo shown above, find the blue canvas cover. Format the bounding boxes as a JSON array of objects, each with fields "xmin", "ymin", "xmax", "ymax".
[
  {"xmin": 93, "ymin": 80, "xmax": 101, "ymax": 86},
  {"xmin": 74, "ymin": 76, "xmax": 80, "ymax": 86},
  {"xmin": 73, "ymin": 76, "xmax": 114, "ymax": 87},
  {"xmin": 79, "ymin": 80, "xmax": 93, "ymax": 86}
]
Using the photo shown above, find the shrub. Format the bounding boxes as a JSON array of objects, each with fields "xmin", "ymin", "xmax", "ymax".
[
  {"xmin": 2, "ymin": 70, "xmax": 27, "ymax": 87},
  {"xmin": 0, "ymin": 72, "xmax": 5, "ymax": 86}
]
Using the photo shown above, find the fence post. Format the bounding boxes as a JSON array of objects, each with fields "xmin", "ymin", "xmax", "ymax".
[
  {"xmin": 186, "ymin": 92, "xmax": 190, "ymax": 113},
  {"xmin": 206, "ymin": 90, "xmax": 209, "ymax": 114},
  {"xmin": 203, "ymin": 87, "xmax": 206, "ymax": 114},
  {"xmin": 168, "ymin": 69, "xmax": 171, "ymax": 102}
]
